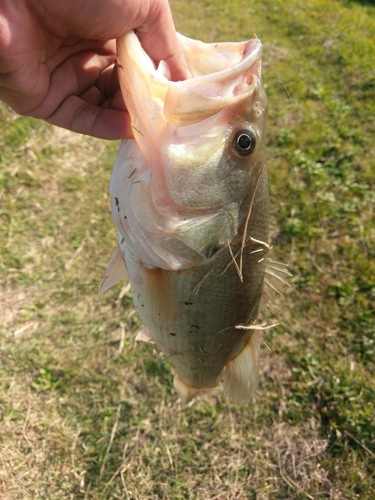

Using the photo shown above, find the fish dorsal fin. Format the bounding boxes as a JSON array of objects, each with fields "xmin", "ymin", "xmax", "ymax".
[
  {"xmin": 99, "ymin": 245, "xmax": 127, "ymax": 292},
  {"xmin": 222, "ymin": 332, "xmax": 260, "ymax": 403},
  {"xmin": 260, "ymin": 258, "xmax": 292, "ymax": 309}
]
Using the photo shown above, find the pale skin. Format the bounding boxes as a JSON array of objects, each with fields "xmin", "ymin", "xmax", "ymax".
[{"xmin": 0, "ymin": 0, "xmax": 189, "ymax": 139}]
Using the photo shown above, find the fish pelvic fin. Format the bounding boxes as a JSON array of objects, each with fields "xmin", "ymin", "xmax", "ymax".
[
  {"xmin": 135, "ymin": 326, "xmax": 154, "ymax": 343},
  {"xmin": 142, "ymin": 265, "xmax": 174, "ymax": 324},
  {"xmin": 174, "ymin": 375, "xmax": 219, "ymax": 405},
  {"xmin": 100, "ymin": 244, "xmax": 127, "ymax": 292},
  {"xmin": 222, "ymin": 331, "xmax": 260, "ymax": 403}
]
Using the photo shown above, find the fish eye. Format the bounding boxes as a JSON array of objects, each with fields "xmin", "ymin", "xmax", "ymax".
[{"xmin": 233, "ymin": 129, "xmax": 257, "ymax": 156}]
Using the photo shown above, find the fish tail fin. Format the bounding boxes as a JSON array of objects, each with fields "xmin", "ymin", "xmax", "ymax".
[
  {"xmin": 174, "ymin": 375, "xmax": 219, "ymax": 405},
  {"xmin": 222, "ymin": 331, "xmax": 260, "ymax": 403},
  {"xmin": 100, "ymin": 244, "xmax": 127, "ymax": 291}
]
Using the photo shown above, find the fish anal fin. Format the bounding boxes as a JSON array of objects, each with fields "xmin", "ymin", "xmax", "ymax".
[
  {"xmin": 174, "ymin": 375, "xmax": 219, "ymax": 405},
  {"xmin": 222, "ymin": 332, "xmax": 260, "ymax": 403},
  {"xmin": 100, "ymin": 245, "xmax": 127, "ymax": 292},
  {"xmin": 141, "ymin": 265, "xmax": 174, "ymax": 324}
]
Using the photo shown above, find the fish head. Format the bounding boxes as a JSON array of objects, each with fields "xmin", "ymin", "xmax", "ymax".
[{"xmin": 114, "ymin": 32, "xmax": 268, "ymax": 270}]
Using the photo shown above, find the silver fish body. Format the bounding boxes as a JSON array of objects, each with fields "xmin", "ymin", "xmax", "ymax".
[{"xmin": 103, "ymin": 31, "xmax": 280, "ymax": 403}]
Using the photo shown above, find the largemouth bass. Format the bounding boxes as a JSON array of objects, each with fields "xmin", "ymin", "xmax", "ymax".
[{"xmin": 102, "ymin": 31, "xmax": 288, "ymax": 403}]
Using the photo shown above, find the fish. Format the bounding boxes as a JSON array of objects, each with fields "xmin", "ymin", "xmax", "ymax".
[{"xmin": 101, "ymin": 31, "xmax": 290, "ymax": 404}]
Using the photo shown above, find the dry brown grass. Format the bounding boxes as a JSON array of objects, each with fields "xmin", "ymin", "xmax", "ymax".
[
  {"xmin": 1, "ymin": 0, "xmax": 375, "ymax": 497},
  {"xmin": 0, "ymin": 120, "xmax": 337, "ymax": 499}
]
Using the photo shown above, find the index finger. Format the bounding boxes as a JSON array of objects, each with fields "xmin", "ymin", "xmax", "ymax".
[{"xmin": 135, "ymin": 0, "xmax": 190, "ymax": 82}]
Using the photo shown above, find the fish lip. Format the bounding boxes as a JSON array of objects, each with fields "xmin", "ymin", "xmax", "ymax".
[
  {"xmin": 162, "ymin": 38, "xmax": 263, "ymax": 126},
  {"xmin": 173, "ymin": 37, "xmax": 262, "ymax": 87}
]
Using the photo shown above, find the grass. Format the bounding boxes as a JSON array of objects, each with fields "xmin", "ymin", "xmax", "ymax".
[{"xmin": 0, "ymin": 0, "xmax": 374, "ymax": 498}]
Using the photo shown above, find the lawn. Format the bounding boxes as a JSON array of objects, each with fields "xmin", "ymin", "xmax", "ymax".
[{"xmin": 0, "ymin": 0, "xmax": 374, "ymax": 498}]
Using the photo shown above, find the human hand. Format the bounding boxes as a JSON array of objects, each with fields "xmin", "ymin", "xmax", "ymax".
[{"xmin": 0, "ymin": 0, "xmax": 188, "ymax": 139}]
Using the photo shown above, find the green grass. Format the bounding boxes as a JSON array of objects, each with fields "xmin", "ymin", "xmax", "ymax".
[{"xmin": 1, "ymin": 0, "xmax": 374, "ymax": 498}]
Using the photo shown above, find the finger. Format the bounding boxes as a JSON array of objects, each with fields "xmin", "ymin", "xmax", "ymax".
[
  {"xmin": 78, "ymin": 85, "xmax": 107, "ymax": 106},
  {"xmin": 28, "ymin": 1, "xmax": 189, "ymax": 82},
  {"xmin": 95, "ymin": 63, "xmax": 121, "ymax": 101},
  {"xmin": 31, "ymin": 50, "xmax": 130, "ymax": 139},
  {"xmin": 45, "ymin": 39, "xmax": 117, "ymax": 73},
  {"xmin": 78, "ymin": 84, "xmax": 124, "ymax": 111},
  {"xmin": 30, "ymin": 51, "xmax": 115, "ymax": 119},
  {"xmin": 136, "ymin": 0, "xmax": 190, "ymax": 81},
  {"xmin": 46, "ymin": 96, "xmax": 132, "ymax": 140}
]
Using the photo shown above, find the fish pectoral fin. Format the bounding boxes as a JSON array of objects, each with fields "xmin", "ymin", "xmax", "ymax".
[
  {"xmin": 222, "ymin": 332, "xmax": 260, "ymax": 403},
  {"xmin": 99, "ymin": 244, "xmax": 127, "ymax": 292},
  {"xmin": 260, "ymin": 258, "xmax": 292, "ymax": 309},
  {"xmin": 172, "ymin": 209, "xmax": 238, "ymax": 260},
  {"xmin": 174, "ymin": 375, "xmax": 219, "ymax": 405}
]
